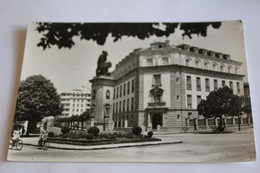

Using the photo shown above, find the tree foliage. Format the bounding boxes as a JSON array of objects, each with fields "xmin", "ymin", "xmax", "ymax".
[
  {"xmin": 197, "ymin": 86, "xmax": 244, "ymax": 132},
  {"xmin": 15, "ymin": 75, "xmax": 63, "ymax": 130},
  {"xmin": 35, "ymin": 22, "xmax": 221, "ymax": 50}
]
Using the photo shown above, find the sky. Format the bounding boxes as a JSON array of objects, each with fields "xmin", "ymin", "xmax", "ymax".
[{"xmin": 21, "ymin": 21, "xmax": 248, "ymax": 93}]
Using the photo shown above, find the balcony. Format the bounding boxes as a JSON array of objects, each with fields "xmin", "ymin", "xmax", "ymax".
[{"xmin": 148, "ymin": 102, "xmax": 166, "ymax": 107}]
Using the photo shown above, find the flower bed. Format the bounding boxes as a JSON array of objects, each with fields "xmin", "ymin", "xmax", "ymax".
[{"xmin": 48, "ymin": 130, "xmax": 161, "ymax": 146}]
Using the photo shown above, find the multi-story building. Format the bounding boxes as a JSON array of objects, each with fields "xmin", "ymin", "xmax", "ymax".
[
  {"xmin": 60, "ymin": 89, "xmax": 91, "ymax": 117},
  {"xmin": 109, "ymin": 40, "xmax": 251, "ymax": 131}
]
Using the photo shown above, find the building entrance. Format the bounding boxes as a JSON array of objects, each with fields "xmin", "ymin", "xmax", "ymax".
[{"xmin": 152, "ymin": 114, "xmax": 162, "ymax": 129}]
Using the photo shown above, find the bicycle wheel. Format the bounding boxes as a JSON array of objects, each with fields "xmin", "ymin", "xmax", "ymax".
[
  {"xmin": 9, "ymin": 140, "xmax": 13, "ymax": 149},
  {"xmin": 44, "ymin": 141, "xmax": 50, "ymax": 150},
  {"xmin": 16, "ymin": 139, "xmax": 23, "ymax": 150}
]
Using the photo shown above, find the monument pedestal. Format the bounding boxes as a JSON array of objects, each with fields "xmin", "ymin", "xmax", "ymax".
[{"xmin": 89, "ymin": 76, "xmax": 115, "ymax": 132}]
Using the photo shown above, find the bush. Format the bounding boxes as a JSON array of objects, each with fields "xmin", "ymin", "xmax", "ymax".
[
  {"xmin": 61, "ymin": 127, "xmax": 70, "ymax": 134},
  {"xmin": 87, "ymin": 126, "xmax": 100, "ymax": 136},
  {"xmin": 31, "ymin": 127, "xmax": 40, "ymax": 134},
  {"xmin": 68, "ymin": 131, "xmax": 89, "ymax": 139},
  {"xmin": 48, "ymin": 131, "xmax": 55, "ymax": 137},
  {"xmin": 147, "ymin": 131, "xmax": 153, "ymax": 138},
  {"xmin": 85, "ymin": 133, "xmax": 94, "ymax": 140},
  {"xmin": 132, "ymin": 126, "xmax": 142, "ymax": 136}
]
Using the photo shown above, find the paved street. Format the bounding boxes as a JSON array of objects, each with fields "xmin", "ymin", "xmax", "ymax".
[{"xmin": 7, "ymin": 128, "xmax": 256, "ymax": 162}]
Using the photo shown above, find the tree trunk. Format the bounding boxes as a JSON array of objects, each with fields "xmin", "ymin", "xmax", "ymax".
[
  {"xmin": 26, "ymin": 121, "xmax": 38, "ymax": 136},
  {"xmin": 238, "ymin": 115, "xmax": 241, "ymax": 131},
  {"xmin": 81, "ymin": 121, "xmax": 84, "ymax": 130},
  {"xmin": 218, "ymin": 115, "xmax": 223, "ymax": 133}
]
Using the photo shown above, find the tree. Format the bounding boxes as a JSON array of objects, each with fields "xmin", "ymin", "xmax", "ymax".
[
  {"xmin": 35, "ymin": 22, "xmax": 221, "ymax": 50},
  {"xmin": 15, "ymin": 75, "xmax": 63, "ymax": 135},
  {"xmin": 78, "ymin": 111, "xmax": 90, "ymax": 130},
  {"xmin": 197, "ymin": 86, "xmax": 244, "ymax": 133}
]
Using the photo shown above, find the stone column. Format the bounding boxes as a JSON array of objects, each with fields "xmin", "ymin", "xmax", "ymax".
[
  {"xmin": 215, "ymin": 117, "xmax": 218, "ymax": 126},
  {"xmin": 147, "ymin": 114, "xmax": 151, "ymax": 129},
  {"xmin": 232, "ymin": 117, "xmax": 236, "ymax": 126},
  {"xmin": 124, "ymin": 120, "xmax": 128, "ymax": 128},
  {"xmin": 187, "ymin": 118, "xmax": 190, "ymax": 128},
  {"xmin": 240, "ymin": 117, "xmax": 243, "ymax": 125},
  {"xmin": 205, "ymin": 118, "xmax": 209, "ymax": 129},
  {"xmin": 248, "ymin": 117, "xmax": 251, "ymax": 125}
]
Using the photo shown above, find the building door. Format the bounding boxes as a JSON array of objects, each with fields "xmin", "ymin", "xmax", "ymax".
[{"xmin": 152, "ymin": 114, "xmax": 162, "ymax": 129}]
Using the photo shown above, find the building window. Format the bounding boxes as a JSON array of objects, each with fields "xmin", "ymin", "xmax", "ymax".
[
  {"xmin": 116, "ymin": 87, "xmax": 119, "ymax": 99},
  {"xmin": 195, "ymin": 60, "xmax": 200, "ymax": 68},
  {"xmin": 116, "ymin": 102, "xmax": 118, "ymax": 113},
  {"xmin": 205, "ymin": 78, "xmax": 210, "ymax": 92},
  {"xmin": 123, "ymin": 83, "xmax": 126, "ymax": 96},
  {"xmin": 237, "ymin": 82, "xmax": 241, "ymax": 94},
  {"xmin": 187, "ymin": 95, "xmax": 192, "ymax": 108},
  {"xmin": 120, "ymin": 85, "xmax": 122, "ymax": 97},
  {"xmin": 186, "ymin": 59, "xmax": 191, "ymax": 66},
  {"xmin": 186, "ymin": 76, "xmax": 192, "ymax": 90},
  {"xmin": 131, "ymin": 114, "xmax": 133, "ymax": 123},
  {"xmin": 146, "ymin": 58, "xmax": 153, "ymax": 66},
  {"xmin": 220, "ymin": 65, "xmax": 224, "ymax": 72},
  {"xmin": 204, "ymin": 62, "xmax": 209, "ymax": 70},
  {"xmin": 176, "ymin": 77, "xmax": 180, "ymax": 84},
  {"xmin": 113, "ymin": 103, "xmax": 115, "ymax": 113},
  {"xmin": 222, "ymin": 80, "xmax": 226, "ymax": 87},
  {"xmin": 177, "ymin": 114, "xmax": 180, "ymax": 121},
  {"xmin": 162, "ymin": 57, "xmax": 169, "ymax": 65},
  {"xmin": 228, "ymin": 66, "xmax": 231, "ymax": 73},
  {"xmin": 119, "ymin": 101, "xmax": 121, "ymax": 113},
  {"xmin": 106, "ymin": 90, "xmax": 110, "ymax": 99},
  {"xmin": 229, "ymin": 81, "xmax": 233, "ymax": 90},
  {"xmin": 212, "ymin": 63, "xmax": 217, "ymax": 71},
  {"xmin": 113, "ymin": 88, "xmax": 116, "ymax": 99},
  {"xmin": 177, "ymin": 95, "xmax": 180, "ymax": 102},
  {"xmin": 197, "ymin": 95, "xmax": 201, "ymax": 106},
  {"xmin": 132, "ymin": 79, "xmax": 135, "ymax": 93},
  {"xmin": 127, "ymin": 81, "xmax": 130, "ymax": 95},
  {"xmin": 127, "ymin": 99, "xmax": 129, "ymax": 111},
  {"xmin": 123, "ymin": 100, "xmax": 125, "ymax": 112},
  {"xmin": 153, "ymin": 74, "xmax": 161, "ymax": 86},
  {"xmin": 214, "ymin": 79, "xmax": 218, "ymax": 90},
  {"xmin": 131, "ymin": 97, "xmax": 134, "ymax": 110},
  {"xmin": 196, "ymin": 77, "xmax": 201, "ymax": 91}
]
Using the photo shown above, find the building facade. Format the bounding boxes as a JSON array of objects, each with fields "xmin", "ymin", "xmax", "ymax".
[
  {"xmin": 92, "ymin": 40, "xmax": 251, "ymax": 132},
  {"xmin": 60, "ymin": 89, "xmax": 91, "ymax": 117}
]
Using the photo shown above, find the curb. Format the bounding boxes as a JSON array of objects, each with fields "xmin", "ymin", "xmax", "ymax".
[{"xmin": 23, "ymin": 141, "xmax": 183, "ymax": 151}]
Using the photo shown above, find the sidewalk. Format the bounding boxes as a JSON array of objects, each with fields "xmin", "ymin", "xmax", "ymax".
[{"xmin": 21, "ymin": 137, "xmax": 182, "ymax": 150}]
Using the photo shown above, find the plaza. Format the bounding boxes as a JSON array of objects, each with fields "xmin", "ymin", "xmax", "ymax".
[{"xmin": 7, "ymin": 127, "xmax": 255, "ymax": 162}]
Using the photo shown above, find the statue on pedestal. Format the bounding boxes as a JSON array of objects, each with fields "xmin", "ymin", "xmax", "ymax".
[{"xmin": 96, "ymin": 51, "xmax": 112, "ymax": 76}]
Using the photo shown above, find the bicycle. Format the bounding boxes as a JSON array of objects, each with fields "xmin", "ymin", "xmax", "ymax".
[
  {"xmin": 9, "ymin": 139, "xmax": 23, "ymax": 151},
  {"xmin": 38, "ymin": 139, "xmax": 50, "ymax": 150}
]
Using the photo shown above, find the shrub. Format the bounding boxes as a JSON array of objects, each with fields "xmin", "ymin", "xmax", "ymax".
[
  {"xmin": 31, "ymin": 127, "xmax": 40, "ymax": 134},
  {"xmin": 61, "ymin": 127, "xmax": 70, "ymax": 134},
  {"xmin": 85, "ymin": 133, "xmax": 94, "ymax": 140},
  {"xmin": 61, "ymin": 133, "xmax": 69, "ymax": 138},
  {"xmin": 48, "ymin": 131, "xmax": 55, "ymax": 137},
  {"xmin": 68, "ymin": 131, "xmax": 89, "ymax": 139},
  {"xmin": 147, "ymin": 131, "xmax": 153, "ymax": 138},
  {"xmin": 87, "ymin": 126, "xmax": 100, "ymax": 136},
  {"xmin": 132, "ymin": 126, "xmax": 142, "ymax": 136}
]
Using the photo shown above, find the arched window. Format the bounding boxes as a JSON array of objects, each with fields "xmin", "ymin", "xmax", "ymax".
[
  {"xmin": 186, "ymin": 59, "xmax": 191, "ymax": 67},
  {"xmin": 162, "ymin": 57, "xmax": 169, "ymax": 65},
  {"xmin": 228, "ymin": 66, "xmax": 232, "ymax": 73},
  {"xmin": 204, "ymin": 61, "xmax": 209, "ymax": 70},
  {"xmin": 212, "ymin": 63, "xmax": 218, "ymax": 71},
  {"xmin": 194, "ymin": 59, "xmax": 201, "ymax": 68},
  {"xmin": 146, "ymin": 58, "xmax": 153, "ymax": 66},
  {"xmin": 220, "ymin": 64, "xmax": 225, "ymax": 72}
]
